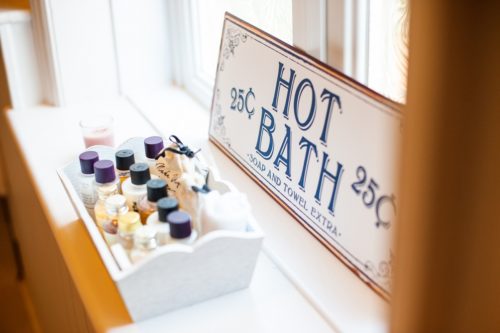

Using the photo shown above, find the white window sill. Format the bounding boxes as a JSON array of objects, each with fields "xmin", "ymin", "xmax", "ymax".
[{"xmin": 6, "ymin": 85, "xmax": 387, "ymax": 333}]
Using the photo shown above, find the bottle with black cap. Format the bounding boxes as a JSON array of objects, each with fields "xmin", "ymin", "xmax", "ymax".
[
  {"xmin": 146, "ymin": 197, "xmax": 179, "ymax": 245},
  {"xmin": 115, "ymin": 149, "xmax": 135, "ymax": 191},
  {"xmin": 137, "ymin": 179, "xmax": 168, "ymax": 224},
  {"xmin": 121, "ymin": 163, "xmax": 151, "ymax": 212},
  {"xmin": 164, "ymin": 211, "xmax": 198, "ymax": 245}
]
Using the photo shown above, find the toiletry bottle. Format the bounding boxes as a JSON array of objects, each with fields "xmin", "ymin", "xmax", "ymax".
[
  {"xmin": 121, "ymin": 163, "xmax": 151, "ymax": 212},
  {"xmin": 102, "ymin": 220, "xmax": 118, "ymax": 245},
  {"xmin": 115, "ymin": 149, "xmax": 135, "ymax": 192},
  {"xmin": 130, "ymin": 226, "xmax": 158, "ymax": 263},
  {"xmin": 137, "ymin": 179, "xmax": 168, "ymax": 224},
  {"xmin": 146, "ymin": 197, "xmax": 179, "ymax": 245},
  {"xmin": 164, "ymin": 211, "xmax": 198, "ymax": 245},
  {"xmin": 118, "ymin": 211, "xmax": 142, "ymax": 252},
  {"xmin": 94, "ymin": 160, "xmax": 119, "ymax": 227},
  {"xmin": 144, "ymin": 136, "xmax": 164, "ymax": 173},
  {"xmin": 102, "ymin": 194, "xmax": 128, "ymax": 245},
  {"xmin": 77, "ymin": 151, "xmax": 99, "ymax": 210}
]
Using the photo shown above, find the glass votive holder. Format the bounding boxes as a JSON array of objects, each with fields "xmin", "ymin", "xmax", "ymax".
[{"xmin": 79, "ymin": 114, "xmax": 115, "ymax": 148}]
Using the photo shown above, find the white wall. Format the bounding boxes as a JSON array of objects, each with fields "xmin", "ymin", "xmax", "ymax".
[{"xmin": 30, "ymin": 0, "xmax": 172, "ymax": 106}]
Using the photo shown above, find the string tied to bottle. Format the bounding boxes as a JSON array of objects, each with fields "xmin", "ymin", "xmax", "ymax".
[
  {"xmin": 192, "ymin": 171, "xmax": 211, "ymax": 194},
  {"xmin": 156, "ymin": 135, "xmax": 200, "ymax": 159}
]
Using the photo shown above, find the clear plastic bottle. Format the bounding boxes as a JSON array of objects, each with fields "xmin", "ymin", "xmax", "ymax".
[
  {"xmin": 144, "ymin": 136, "xmax": 164, "ymax": 174},
  {"xmin": 94, "ymin": 160, "xmax": 119, "ymax": 227},
  {"xmin": 146, "ymin": 197, "xmax": 179, "ymax": 245},
  {"xmin": 118, "ymin": 211, "xmax": 142, "ymax": 252},
  {"xmin": 130, "ymin": 225, "xmax": 158, "ymax": 263},
  {"xmin": 121, "ymin": 163, "xmax": 151, "ymax": 212},
  {"xmin": 102, "ymin": 194, "xmax": 128, "ymax": 245},
  {"xmin": 163, "ymin": 211, "xmax": 198, "ymax": 245},
  {"xmin": 77, "ymin": 151, "xmax": 99, "ymax": 210},
  {"xmin": 137, "ymin": 179, "xmax": 168, "ymax": 224},
  {"xmin": 115, "ymin": 149, "xmax": 135, "ymax": 192}
]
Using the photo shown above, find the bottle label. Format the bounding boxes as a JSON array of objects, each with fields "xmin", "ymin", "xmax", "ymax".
[
  {"xmin": 124, "ymin": 192, "xmax": 142, "ymax": 213},
  {"xmin": 79, "ymin": 181, "xmax": 98, "ymax": 209}
]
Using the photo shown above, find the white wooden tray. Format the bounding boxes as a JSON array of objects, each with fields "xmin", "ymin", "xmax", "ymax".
[{"xmin": 57, "ymin": 137, "xmax": 264, "ymax": 321}]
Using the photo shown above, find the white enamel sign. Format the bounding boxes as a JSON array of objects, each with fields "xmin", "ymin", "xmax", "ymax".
[{"xmin": 209, "ymin": 14, "xmax": 402, "ymax": 298}]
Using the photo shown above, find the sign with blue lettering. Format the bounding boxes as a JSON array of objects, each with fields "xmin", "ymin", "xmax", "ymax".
[{"xmin": 209, "ymin": 13, "xmax": 402, "ymax": 298}]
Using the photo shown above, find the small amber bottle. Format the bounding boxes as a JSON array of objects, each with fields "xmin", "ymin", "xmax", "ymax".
[
  {"xmin": 137, "ymin": 179, "xmax": 168, "ymax": 224},
  {"xmin": 118, "ymin": 211, "xmax": 142, "ymax": 252}
]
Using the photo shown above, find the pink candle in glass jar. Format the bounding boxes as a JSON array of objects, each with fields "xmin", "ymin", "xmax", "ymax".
[{"xmin": 80, "ymin": 115, "xmax": 115, "ymax": 148}]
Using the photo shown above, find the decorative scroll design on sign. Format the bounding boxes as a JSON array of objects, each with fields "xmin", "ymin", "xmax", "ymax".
[
  {"xmin": 212, "ymin": 89, "xmax": 231, "ymax": 148},
  {"xmin": 219, "ymin": 28, "xmax": 248, "ymax": 72},
  {"xmin": 364, "ymin": 251, "xmax": 394, "ymax": 289}
]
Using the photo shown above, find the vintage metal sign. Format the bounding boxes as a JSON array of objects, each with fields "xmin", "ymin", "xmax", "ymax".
[{"xmin": 209, "ymin": 13, "xmax": 402, "ymax": 298}]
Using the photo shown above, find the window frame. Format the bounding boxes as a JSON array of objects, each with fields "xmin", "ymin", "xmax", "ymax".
[
  {"xmin": 168, "ymin": 0, "xmax": 378, "ymax": 108},
  {"xmin": 166, "ymin": 0, "xmax": 215, "ymax": 108}
]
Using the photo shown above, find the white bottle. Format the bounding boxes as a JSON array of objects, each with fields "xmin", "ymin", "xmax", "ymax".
[
  {"xmin": 163, "ymin": 211, "xmax": 198, "ymax": 245},
  {"xmin": 130, "ymin": 225, "xmax": 158, "ymax": 263},
  {"xmin": 121, "ymin": 163, "xmax": 151, "ymax": 212},
  {"xmin": 146, "ymin": 197, "xmax": 179, "ymax": 245},
  {"xmin": 94, "ymin": 160, "xmax": 120, "ymax": 228},
  {"xmin": 115, "ymin": 149, "xmax": 135, "ymax": 193},
  {"xmin": 77, "ymin": 151, "xmax": 99, "ymax": 210}
]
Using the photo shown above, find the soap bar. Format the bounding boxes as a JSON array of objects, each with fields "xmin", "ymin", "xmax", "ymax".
[{"xmin": 200, "ymin": 191, "xmax": 251, "ymax": 235}]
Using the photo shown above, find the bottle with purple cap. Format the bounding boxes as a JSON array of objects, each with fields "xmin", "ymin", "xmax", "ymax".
[
  {"xmin": 144, "ymin": 136, "xmax": 164, "ymax": 175},
  {"xmin": 146, "ymin": 197, "xmax": 179, "ymax": 245},
  {"xmin": 77, "ymin": 151, "xmax": 99, "ymax": 210},
  {"xmin": 94, "ymin": 159, "xmax": 119, "ymax": 227},
  {"xmin": 163, "ymin": 211, "xmax": 198, "ymax": 245}
]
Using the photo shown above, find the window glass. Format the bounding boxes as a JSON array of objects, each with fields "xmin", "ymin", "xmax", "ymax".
[
  {"xmin": 367, "ymin": 0, "xmax": 409, "ymax": 103},
  {"xmin": 191, "ymin": 0, "xmax": 293, "ymax": 83}
]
